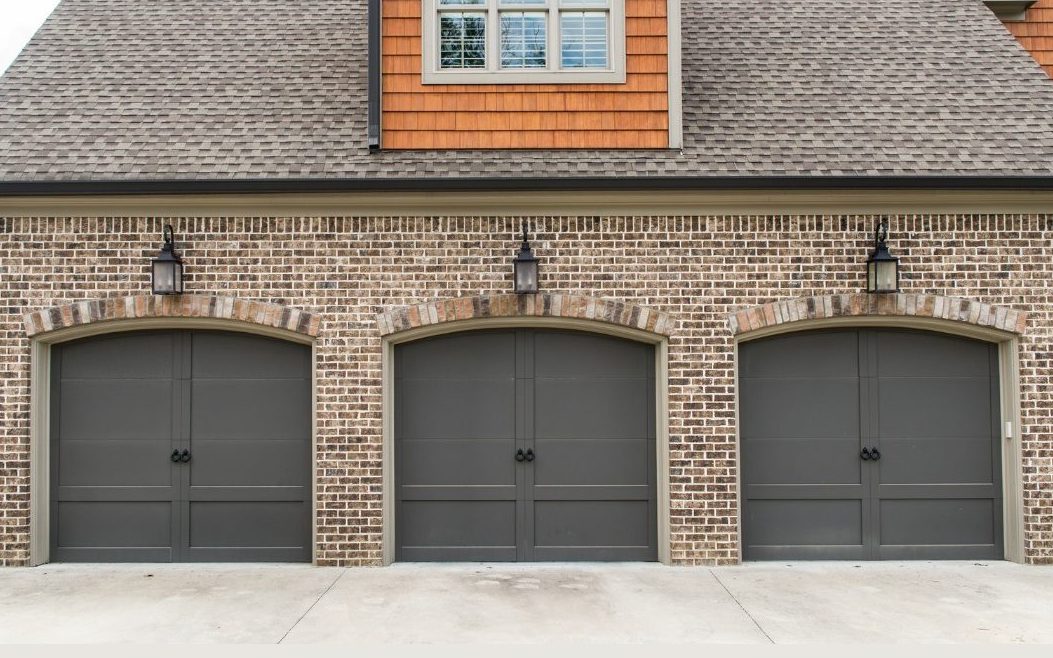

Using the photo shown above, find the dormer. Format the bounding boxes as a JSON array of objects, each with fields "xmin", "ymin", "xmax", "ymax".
[{"xmin": 371, "ymin": 0, "xmax": 682, "ymax": 149}]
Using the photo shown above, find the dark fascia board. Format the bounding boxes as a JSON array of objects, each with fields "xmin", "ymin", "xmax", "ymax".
[
  {"xmin": 4, "ymin": 176, "xmax": 1053, "ymax": 196},
  {"xmin": 984, "ymin": 0, "xmax": 1037, "ymax": 21}
]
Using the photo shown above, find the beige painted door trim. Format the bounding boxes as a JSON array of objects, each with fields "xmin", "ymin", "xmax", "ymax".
[
  {"xmin": 733, "ymin": 317, "xmax": 1026, "ymax": 564},
  {"xmin": 381, "ymin": 316, "xmax": 672, "ymax": 565},
  {"xmin": 28, "ymin": 318, "xmax": 319, "ymax": 566}
]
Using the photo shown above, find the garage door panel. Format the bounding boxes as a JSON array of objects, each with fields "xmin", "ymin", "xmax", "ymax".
[
  {"xmin": 52, "ymin": 547, "xmax": 175, "ymax": 563},
  {"xmin": 189, "ymin": 501, "xmax": 309, "ymax": 549},
  {"xmin": 400, "ymin": 438, "xmax": 515, "ymax": 486},
  {"xmin": 191, "ymin": 380, "xmax": 310, "ymax": 441},
  {"xmin": 57, "ymin": 485, "xmax": 176, "ymax": 502},
  {"xmin": 532, "ymin": 438, "xmax": 648, "ymax": 486},
  {"xmin": 744, "ymin": 499, "xmax": 864, "ymax": 548},
  {"xmin": 191, "ymin": 332, "xmax": 309, "ymax": 379},
  {"xmin": 878, "ymin": 378, "xmax": 992, "ymax": 439},
  {"xmin": 399, "ymin": 501, "xmax": 517, "ymax": 549},
  {"xmin": 399, "ymin": 485, "xmax": 516, "ymax": 501},
  {"xmin": 59, "ymin": 380, "xmax": 172, "ymax": 441},
  {"xmin": 57, "ymin": 501, "xmax": 173, "ymax": 549},
  {"xmin": 533, "ymin": 484, "xmax": 649, "ymax": 500},
  {"xmin": 398, "ymin": 379, "xmax": 515, "ymax": 439},
  {"xmin": 744, "ymin": 483, "xmax": 865, "ymax": 499},
  {"xmin": 876, "ymin": 483, "xmax": 998, "ymax": 499},
  {"xmin": 745, "ymin": 545, "xmax": 868, "ymax": 560},
  {"xmin": 189, "ymin": 439, "xmax": 309, "ymax": 487},
  {"xmin": 739, "ymin": 331, "xmax": 858, "ymax": 379},
  {"xmin": 742, "ymin": 437, "xmax": 863, "ymax": 485},
  {"xmin": 878, "ymin": 437, "xmax": 994, "ymax": 485},
  {"xmin": 58, "ymin": 439, "xmax": 173, "ymax": 487},
  {"xmin": 534, "ymin": 379, "xmax": 647, "ymax": 439},
  {"xmin": 398, "ymin": 331, "xmax": 516, "ymax": 379},
  {"xmin": 534, "ymin": 500, "xmax": 650, "ymax": 548},
  {"xmin": 533, "ymin": 331, "xmax": 648, "ymax": 378},
  {"xmin": 739, "ymin": 379, "xmax": 859, "ymax": 439},
  {"xmin": 879, "ymin": 499, "xmax": 996, "ymax": 546},
  {"xmin": 532, "ymin": 546, "xmax": 657, "ymax": 560},
  {"xmin": 59, "ymin": 332, "xmax": 174, "ymax": 379},
  {"xmin": 876, "ymin": 331, "xmax": 991, "ymax": 378}
]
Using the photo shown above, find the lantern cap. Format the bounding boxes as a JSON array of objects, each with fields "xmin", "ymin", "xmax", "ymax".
[
  {"xmin": 867, "ymin": 221, "xmax": 898, "ymax": 263},
  {"xmin": 153, "ymin": 224, "xmax": 182, "ymax": 262},
  {"xmin": 515, "ymin": 223, "xmax": 537, "ymax": 262}
]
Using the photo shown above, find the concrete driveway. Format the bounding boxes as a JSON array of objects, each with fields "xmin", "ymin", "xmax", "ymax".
[{"xmin": 0, "ymin": 562, "xmax": 1051, "ymax": 644}]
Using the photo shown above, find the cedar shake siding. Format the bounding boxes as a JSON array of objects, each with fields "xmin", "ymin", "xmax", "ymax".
[
  {"xmin": 381, "ymin": 0, "xmax": 669, "ymax": 149},
  {"xmin": 1003, "ymin": 0, "xmax": 1053, "ymax": 77}
]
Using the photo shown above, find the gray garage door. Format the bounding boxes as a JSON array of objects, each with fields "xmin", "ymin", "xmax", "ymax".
[
  {"xmin": 51, "ymin": 330, "xmax": 311, "ymax": 562},
  {"xmin": 395, "ymin": 329, "xmax": 657, "ymax": 561},
  {"xmin": 740, "ymin": 328, "xmax": 1003, "ymax": 561}
]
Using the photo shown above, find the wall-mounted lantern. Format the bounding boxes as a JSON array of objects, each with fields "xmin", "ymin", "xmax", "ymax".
[
  {"xmin": 513, "ymin": 222, "xmax": 539, "ymax": 294},
  {"xmin": 866, "ymin": 220, "xmax": 899, "ymax": 294},
  {"xmin": 151, "ymin": 224, "xmax": 184, "ymax": 295}
]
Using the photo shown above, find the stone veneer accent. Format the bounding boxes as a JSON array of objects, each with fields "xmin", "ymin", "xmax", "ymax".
[
  {"xmin": 22, "ymin": 294, "xmax": 320, "ymax": 338},
  {"xmin": 729, "ymin": 293, "xmax": 1027, "ymax": 336},
  {"xmin": 377, "ymin": 293, "xmax": 673, "ymax": 337}
]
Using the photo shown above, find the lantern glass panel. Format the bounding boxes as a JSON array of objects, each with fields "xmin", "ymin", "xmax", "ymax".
[
  {"xmin": 875, "ymin": 259, "xmax": 897, "ymax": 292},
  {"xmin": 152, "ymin": 259, "xmax": 183, "ymax": 295},
  {"xmin": 514, "ymin": 258, "xmax": 538, "ymax": 294}
]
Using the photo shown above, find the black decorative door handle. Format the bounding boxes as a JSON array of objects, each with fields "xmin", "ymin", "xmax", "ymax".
[
  {"xmin": 515, "ymin": 449, "xmax": 526, "ymax": 462},
  {"xmin": 870, "ymin": 447, "xmax": 881, "ymax": 461},
  {"xmin": 860, "ymin": 447, "xmax": 873, "ymax": 461},
  {"xmin": 178, "ymin": 449, "xmax": 191, "ymax": 463},
  {"xmin": 525, "ymin": 449, "xmax": 535, "ymax": 462},
  {"xmin": 170, "ymin": 449, "xmax": 181, "ymax": 463}
]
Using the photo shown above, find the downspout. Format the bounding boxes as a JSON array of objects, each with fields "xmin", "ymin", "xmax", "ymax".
[{"xmin": 367, "ymin": 0, "xmax": 381, "ymax": 151}]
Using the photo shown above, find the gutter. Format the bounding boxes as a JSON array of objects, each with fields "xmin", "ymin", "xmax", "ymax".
[{"xmin": 4, "ymin": 176, "xmax": 1053, "ymax": 196}]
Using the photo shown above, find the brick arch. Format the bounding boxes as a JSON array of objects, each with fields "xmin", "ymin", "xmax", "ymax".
[
  {"xmin": 22, "ymin": 295, "xmax": 320, "ymax": 338},
  {"xmin": 377, "ymin": 293, "xmax": 674, "ymax": 337},
  {"xmin": 728, "ymin": 293, "xmax": 1027, "ymax": 337}
]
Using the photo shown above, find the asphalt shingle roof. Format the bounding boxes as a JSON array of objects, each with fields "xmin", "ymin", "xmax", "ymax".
[{"xmin": 1, "ymin": 0, "xmax": 1053, "ymax": 181}]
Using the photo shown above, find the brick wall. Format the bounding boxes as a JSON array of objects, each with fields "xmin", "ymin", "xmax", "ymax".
[{"xmin": 1, "ymin": 214, "xmax": 1051, "ymax": 565}]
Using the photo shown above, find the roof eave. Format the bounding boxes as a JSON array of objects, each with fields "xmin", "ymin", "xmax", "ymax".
[{"xmin": 4, "ymin": 176, "xmax": 1053, "ymax": 197}]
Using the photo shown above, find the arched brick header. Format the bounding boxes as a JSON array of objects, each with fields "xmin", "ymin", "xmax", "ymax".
[
  {"xmin": 23, "ymin": 295, "xmax": 321, "ymax": 338},
  {"xmin": 377, "ymin": 294, "xmax": 674, "ymax": 337},
  {"xmin": 729, "ymin": 293, "xmax": 1027, "ymax": 336}
]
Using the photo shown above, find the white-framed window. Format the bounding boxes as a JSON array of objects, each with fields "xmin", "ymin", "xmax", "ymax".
[{"xmin": 421, "ymin": 0, "xmax": 626, "ymax": 84}]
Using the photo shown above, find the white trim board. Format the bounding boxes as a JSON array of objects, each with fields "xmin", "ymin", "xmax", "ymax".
[{"xmin": 666, "ymin": 0, "xmax": 683, "ymax": 149}]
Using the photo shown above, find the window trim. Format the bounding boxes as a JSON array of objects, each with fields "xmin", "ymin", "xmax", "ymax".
[{"xmin": 421, "ymin": 0, "xmax": 626, "ymax": 85}]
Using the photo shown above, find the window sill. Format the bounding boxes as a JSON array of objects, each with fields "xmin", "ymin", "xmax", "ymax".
[{"xmin": 421, "ymin": 69, "xmax": 627, "ymax": 85}]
